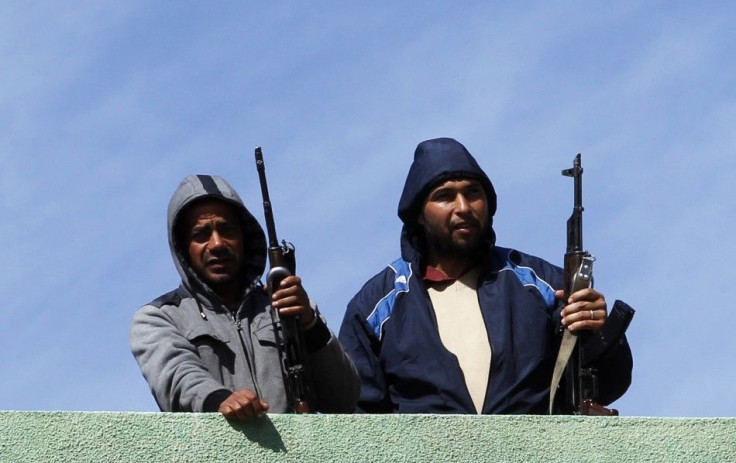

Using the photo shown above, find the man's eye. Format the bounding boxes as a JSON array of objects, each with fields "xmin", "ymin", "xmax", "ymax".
[
  {"xmin": 218, "ymin": 224, "xmax": 238, "ymax": 237},
  {"xmin": 431, "ymin": 192, "xmax": 453, "ymax": 202},
  {"xmin": 463, "ymin": 186, "xmax": 484, "ymax": 199},
  {"xmin": 191, "ymin": 229, "xmax": 209, "ymax": 242}
]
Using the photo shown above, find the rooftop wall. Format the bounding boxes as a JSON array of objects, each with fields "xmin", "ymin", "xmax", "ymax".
[{"xmin": 1, "ymin": 412, "xmax": 734, "ymax": 462}]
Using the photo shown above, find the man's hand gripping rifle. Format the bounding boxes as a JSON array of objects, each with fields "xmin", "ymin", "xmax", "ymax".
[{"xmin": 254, "ymin": 147, "xmax": 312, "ymax": 414}]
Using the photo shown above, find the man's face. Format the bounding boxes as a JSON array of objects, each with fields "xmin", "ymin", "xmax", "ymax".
[
  {"xmin": 181, "ymin": 199, "xmax": 245, "ymax": 291},
  {"xmin": 418, "ymin": 178, "xmax": 489, "ymax": 259}
]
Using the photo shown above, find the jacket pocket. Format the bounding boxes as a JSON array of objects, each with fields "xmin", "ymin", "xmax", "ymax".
[
  {"xmin": 185, "ymin": 326, "xmax": 236, "ymax": 381},
  {"xmin": 252, "ymin": 314, "xmax": 278, "ymax": 348}
]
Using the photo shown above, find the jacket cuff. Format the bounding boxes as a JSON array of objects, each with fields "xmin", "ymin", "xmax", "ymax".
[
  {"xmin": 202, "ymin": 389, "xmax": 233, "ymax": 412},
  {"xmin": 303, "ymin": 316, "xmax": 331, "ymax": 353}
]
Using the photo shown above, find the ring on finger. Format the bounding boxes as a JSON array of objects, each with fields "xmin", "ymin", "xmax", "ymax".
[{"xmin": 590, "ymin": 310, "xmax": 595, "ymax": 320}]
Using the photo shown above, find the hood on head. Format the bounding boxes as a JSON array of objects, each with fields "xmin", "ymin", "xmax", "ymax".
[
  {"xmin": 167, "ymin": 174, "xmax": 267, "ymax": 297},
  {"xmin": 397, "ymin": 137, "xmax": 497, "ymax": 255}
]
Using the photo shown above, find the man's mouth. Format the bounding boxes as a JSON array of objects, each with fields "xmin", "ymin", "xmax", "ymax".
[
  {"xmin": 206, "ymin": 256, "xmax": 234, "ymax": 269},
  {"xmin": 452, "ymin": 221, "xmax": 479, "ymax": 232}
]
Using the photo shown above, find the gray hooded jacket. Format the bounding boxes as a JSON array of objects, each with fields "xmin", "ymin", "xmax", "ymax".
[{"xmin": 130, "ymin": 175, "xmax": 359, "ymax": 413}]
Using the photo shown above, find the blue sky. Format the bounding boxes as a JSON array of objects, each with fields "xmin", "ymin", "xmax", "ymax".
[{"xmin": 2, "ymin": 2, "xmax": 734, "ymax": 417}]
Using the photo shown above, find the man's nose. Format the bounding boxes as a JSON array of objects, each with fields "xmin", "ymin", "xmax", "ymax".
[
  {"xmin": 455, "ymin": 194, "xmax": 471, "ymax": 212},
  {"xmin": 209, "ymin": 231, "xmax": 225, "ymax": 248}
]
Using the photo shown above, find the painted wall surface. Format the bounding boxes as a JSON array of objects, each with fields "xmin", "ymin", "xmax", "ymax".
[{"xmin": 0, "ymin": 412, "xmax": 734, "ymax": 462}]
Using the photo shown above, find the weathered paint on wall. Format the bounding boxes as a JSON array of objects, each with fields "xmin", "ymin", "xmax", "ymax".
[{"xmin": 1, "ymin": 412, "xmax": 734, "ymax": 462}]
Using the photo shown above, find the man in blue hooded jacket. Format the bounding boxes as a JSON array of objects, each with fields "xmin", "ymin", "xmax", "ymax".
[{"xmin": 338, "ymin": 137, "xmax": 632, "ymax": 414}]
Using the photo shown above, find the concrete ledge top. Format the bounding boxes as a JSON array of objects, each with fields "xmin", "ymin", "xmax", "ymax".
[{"xmin": 1, "ymin": 412, "xmax": 735, "ymax": 462}]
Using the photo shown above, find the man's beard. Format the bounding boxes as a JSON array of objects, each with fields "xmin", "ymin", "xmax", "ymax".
[
  {"xmin": 433, "ymin": 234, "xmax": 484, "ymax": 260},
  {"xmin": 422, "ymin": 223, "xmax": 487, "ymax": 261}
]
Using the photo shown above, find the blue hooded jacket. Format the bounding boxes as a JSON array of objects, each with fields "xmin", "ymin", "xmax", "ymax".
[{"xmin": 338, "ymin": 138, "xmax": 632, "ymax": 414}]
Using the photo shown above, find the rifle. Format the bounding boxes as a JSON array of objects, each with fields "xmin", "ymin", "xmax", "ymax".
[
  {"xmin": 254, "ymin": 147, "xmax": 312, "ymax": 414},
  {"xmin": 550, "ymin": 154, "xmax": 618, "ymax": 415}
]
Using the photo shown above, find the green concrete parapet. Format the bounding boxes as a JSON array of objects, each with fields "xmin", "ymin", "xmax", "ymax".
[{"xmin": 1, "ymin": 412, "xmax": 735, "ymax": 462}]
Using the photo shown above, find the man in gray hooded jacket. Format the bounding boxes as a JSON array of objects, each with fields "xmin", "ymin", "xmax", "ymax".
[{"xmin": 131, "ymin": 175, "xmax": 359, "ymax": 419}]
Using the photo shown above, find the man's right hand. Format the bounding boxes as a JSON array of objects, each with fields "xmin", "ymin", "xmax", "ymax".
[{"xmin": 218, "ymin": 389, "xmax": 269, "ymax": 420}]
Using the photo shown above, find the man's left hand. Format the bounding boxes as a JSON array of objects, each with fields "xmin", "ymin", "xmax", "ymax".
[
  {"xmin": 270, "ymin": 275, "xmax": 316, "ymax": 327},
  {"xmin": 556, "ymin": 287, "xmax": 607, "ymax": 333}
]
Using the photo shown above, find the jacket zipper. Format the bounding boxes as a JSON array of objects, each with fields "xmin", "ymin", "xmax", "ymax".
[{"xmin": 232, "ymin": 300, "xmax": 262, "ymax": 399}]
